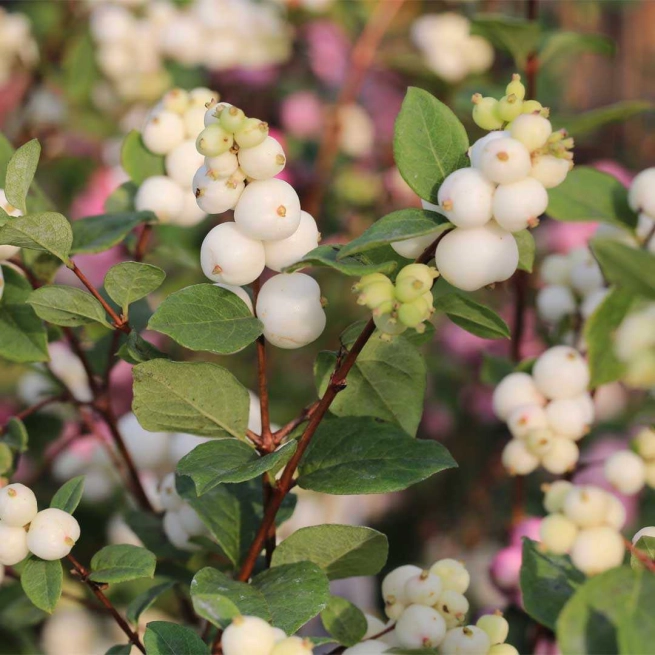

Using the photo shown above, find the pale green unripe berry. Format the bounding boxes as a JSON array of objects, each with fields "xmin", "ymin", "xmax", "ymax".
[
  {"xmin": 509, "ymin": 114, "xmax": 553, "ymax": 152},
  {"xmin": 441, "ymin": 625, "xmax": 491, "ymax": 655},
  {"xmin": 219, "ymin": 105, "xmax": 246, "ymax": 133},
  {"xmin": 353, "ymin": 273, "xmax": 391, "ymax": 292},
  {"xmin": 604, "ymin": 493, "xmax": 627, "ymax": 531},
  {"xmin": 489, "ymin": 644, "xmax": 519, "ymax": 655},
  {"xmin": 0, "ymin": 483, "xmax": 38, "ymax": 527},
  {"xmin": 234, "ymin": 118, "xmax": 269, "ymax": 149},
  {"xmin": 374, "ymin": 312, "xmax": 407, "ymax": 339},
  {"xmin": 196, "ymin": 124, "xmax": 233, "ymax": 156},
  {"xmin": 496, "ymin": 94, "xmax": 524, "ymax": 123},
  {"xmin": 540, "ymin": 513, "xmax": 578, "ymax": 554},
  {"xmin": 634, "ymin": 427, "xmax": 655, "ymax": 460},
  {"xmin": 506, "ymin": 74, "xmax": 526, "ymax": 101},
  {"xmin": 270, "ymin": 636, "xmax": 314, "ymax": 655},
  {"xmin": 382, "ymin": 564, "xmax": 422, "ymax": 605},
  {"xmin": 563, "ymin": 486, "xmax": 609, "ymax": 528},
  {"xmin": 429, "ymin": 558, "xmax": 470, "ymax": 594},
  {"xmin": 522, "ymin": 100, "xmax": 545, "ymax": 114},
  {"xmin": 395, "ymin": 604, "xmax": 447, "ymax": 648},
  {"xmin": 395, "ymin": 277, "xmax": 429, "ymax": 304},
  {"xmin": 397, "ymin": 263, "xmax": 439, "ymax": 288},
  {"xmin": 542, "ymin": 480, "xmax": 573, "ymax": 514},
  {"xmin": 404, "ymin": 570, "xmax": 443, "ymax": 606},
  {"xmin": 476, "ymin": 612, "xmax": 509, "ymax": 645},
  {"xmin": 604, "ymin": 450, "xmax": 646, "ymax": 495},
  {"xmin": 398, "ymin": 296, "xmax": 433, "ymax": 329},
  {"xmin": 570, "ymin": 526, "xmax": 624, "ymax": 576},
  {"xmin": 436, "ymin": 589, "xmax": 469, "ymax": 627},
  {"xmin": 357, "ymin": 280, "xmax": 396, "ymax": 310},
  {"xmin": 502, "ymin": 439, "xmax": 539, "ymax": 475},
  {"xmin": 541, "ymin": 437, "xmax": 579, "ymax": 475},
  {"xmin": 472, "ymin": 95, "xmax": 503, "ymax": 131},
  {"xmin": 526, "ymin": 428, "xmax": 555, "ymax": 457},
  {"xmin": 222, "ymin": 616, "xmax": 276, "ymax": 655}
]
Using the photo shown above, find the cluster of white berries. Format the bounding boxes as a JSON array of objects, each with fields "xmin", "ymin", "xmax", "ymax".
[
  {"xmin": 135, "ymin": 87, "xmax": 216, "ymax": 227},
  {"xmin": 405, "ymin": 76, "xmax": 573, "ymax": 292},
  {"xmin": 539, "ymin": 481, "xmax": 626, "ymax": 576},
  {"xmin": 0, "ymin": 7, "xmax": 38, "ymax": 86},
  {"xmin": 222, "ymin": 615, "xmax": 313, "ymax": 655},
  {"xmin": 347, "ymin": 560, "xmax": 516, "ymax": 654},
  {"xmin": 158, "ymin": 472, "xmax": 208, "ymax": 551},
  {"xmin": 410, "ymin": 13, "xmax": 494, "ymax": 83},
  {"xmin": 90, "ymin": 0, "xmax": 291, "ymax": 103},
  {"xmin": 614, "ymin": 303, "xmax": 655, "ymax": 389},
  {"xmin": 0, "ymin": 483, "xmax": 80, "ymax": 571},
  {"xmin": 197, "ymin": 101, "xmax": 325, "ymax": 349},
  {"xmin": 629, "ymin": 167, "xmax": 655, "ymax": 254},
  {"xmin": 604, "ymin": 426, "xmax": 655, "ymax": 496},
  {"xmin": 537, "ymin": 247, "xmax": 606, "ymax": 325},
  {"xmin": 494, "ymin": 346, "xmax": 592, "ymax": 476},
  {"xmin": 352, "ymin": 265, "xmax": 438, "ymax": 340}
]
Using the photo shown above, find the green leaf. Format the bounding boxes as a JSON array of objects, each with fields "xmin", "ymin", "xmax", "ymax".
[
  {"xmin": 117, "ymin": 331, "xmax": 169, "ymax": 365},
  {"xmin": 5, "ymin": 139, "xmax": 41, "ymax": 214},
  {"xmin": 433, "ymin": 293, "xmax": 510, "ymax": 340},
  {"xmin": 583, "ymin": 287, "xmax": 634, "ymax": 388},
  {"xmin": 547, "ymin": 167, "xmax": 636, "ymax": 229},
  {"xmin": 321, "ymin": 596, "xmax": 367, "ymax": 647},
  {"xmin": 89, "ymin": 544, "xmax": 156, "ymax": 584},
  {"xmin": 5, "ymin": 417, "xmax": 28, "ymax": 452},
  {"xmin": 148, "ymin": 284, "xmax": 263, "ymax": 355},
  {"xmin": 515, "ymin": 230, "xmax": 536, "ymax": 273},
  {"xmin": 539, "ymin": 31, "xmax": 615, "ymax": 69},
  {"xmin": 190, "ymin": 568, "xmax": 270, "ymax": 628},
  {"xmin": 50, "ymin": 476, "xmax": 85, "ymax": 514},
  {"xmin": 105, "ymin": 182, "xmax": 138, "ymax": 213},
  {"xmin": 126, "ymin": 581, "xmax": 176, "ymax": 624},
  {"xmin": 318, "ymin": 337, "xmax": 426, "ymax": 436},
  {"xmin": 393, "ymin": 87, "xmax": 469, "ymax": 204},
  {"xmin": 0, "ymin": 265, "xmax": 48, "ymax": 363},
  {"xmin": 105, "ymin": 646, "xmax": 132, "ymax": 655},
  {"xmin": 21, "ymin": 250, "xmax": 62, "ymax": 284},
  {"xmin": 480, "ymin": 354, "xmax": 514, "ymax": 386},
  {"xmin": 0, "ymin": 212, "xmax": 73, "ymax": 263},
  {"xmin": 559, "ymin": 101, "xmax": 654, "ymax": 139},
  {"xmin": 72, "ymin": 212, "xmax": 155, "ymax": 255},
  {"xmin": 132, "ymin": 360, "xmax": 249, "ymax": 439},
  {"xmin": 471, "ymin": 15, "xmax": 541, "ymax": 69},
  {"xmin": 251, "ymin": 562, "xmax": 330, "ymax": 635},
  {"xmin": 124, "ymin": 511, "xmax": 187, "ymax": 560},
  {"xmin": 631, "ymin": 536, "xmax": 655, "ymax": 572},
  {"xmin": 177, "ymin": 439, "xmax": 296, "ymax": 495},
  {"xmin": 591, "ymin": 239, "xmax": 655, "ymax": 299},
  {"xmin": 0, "ymin": 443, "xmax": 13, "ymax": 474},
  {"xmin": 143, "ymin": 621, "xmax": 208, "ymax": 655},
  {"xmin": 556, "ymin": 566, "xmax": 655, "ymax": 654},
  {"xmin": 338, "ymin": 209, "xmax": 451, "ymax": 260},
  {"xmin": 272, "ymin": 525, "xmax": 388, "ymax": 580},
  {"xmin": 21, "ymin": 559, "xmax": 62, "ymax": 613},
  {"xmin": 62, "ymin": 33, "xmax": 98, "ymax": 102},
  {"xmin": 105, "ymin": 262, "xmax": 166, "ymax": 314},
  {"xmin": 520, "ymin": 538, "xmax": 586, "ymax": 631},
  {"xmin": 298, "ymin": 417, "xmax": 456, "ymax": 494},
  {"xmin": 122, "ymin": 131, "xmax": 166, "ymax": 185},
  {"xmin": 284, "ymin": 244, "xmax": 398, "ymax": 276},
  {"xmin": 27, "ymin": 286, "xmax": 111, "ymax": 328}
]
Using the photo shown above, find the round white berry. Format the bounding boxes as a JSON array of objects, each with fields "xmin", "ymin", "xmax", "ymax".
[
  {"xmin": 385, "ymin": 599, "xmax": 406, "ymax": 621},
  {"xmin": 27, "ymin": 508, "xmax": 80, "ymax": 560},
  {"xmin": 159, "ymin": 473, "xmax": 183, "ymax": 512},
  {"xmin": 264, "ymin": 211, "xmax": 320, "ymax": 272},
  {"xmin": 543, "ymin": 480, "xmax": 574, "ymax": 514},
  {"xmin": 395, "ymin": 604, "xmax": 447, "ymax": 649},
  {"xmin": 570, "ymin": 526, "xmax": 624, "ymax": 576},
  {"xmin": 174, "ymin": 192, "xmax": 208, "ymax": 227},
  {"xmin": 391, "ymin": 229, "xmax": 443, "ymax": 259},
  {"xmin": 468, "ymin": 131, "xmax": 509, "ymax": 169},
  {"xmin": 364, "ymin": 614, "xmax": 386, "ymax": 639},
  {"xmin": 343, "ymin": 641, "xmax": 388, "ymax": 654},
  {"xmin": 0, "ymin": 244, "xmax": 20, "ymax": 261},
  {"xmin": 570, "ymin": 259, "xmax": 604, "ymax": 297},
  {"xmin": 605, "ymin": 494, "xmax": 627, "ymax": 531},
  {"xmin": 404, "ymin": 571, "xmax": 443, "ymax": 606},
  {"xmin": 507, "ymin": 404, "xmax": 548, "ymax": 439},
  {"xmin": 176, "ymin": 504, "xmax": 206, "ymax": 537},
  {"xmin": 629, "ymin": 168, "xmax": 655, "ymax": 216},
  {"xmin": 205, "ymin": 152, "xmax": 239, "ymax": 178},
  {"xmin": 509, "ymin": 114, "xmax": 552, "ymax": 152},
  {"xmin": 634, "ymin": 427, "xmax": 655, "ymax": 460},
  {"xmin": 440, "ymin": 625, "xmax": 491, "ymax": 655},
  {"xmin": 502, "ymin": 439, "xmax": 539, "ymax": 475},
  {"xmin": 540, "ymin": 513, "xmax": 578, "ymax": 554},
  {"xmin": 165, "ymin": 140, "xmax": 204, "ymax": 188},
  {"xmin": 204, "ymin": 102, "xmax": 231, "ymax": 127},
  {"xmin": 536, "ymin": 285, "xmax": 577, "ymax": 323},
  {"xmin": 604, "ymin": 450, "xmax": 646, "ymax": 495},
  {"xmin": 581, "ymin": 288, "xmax": 609, "ymax": 319},
  {"xmin": 526, "ymin": 428, "xmax": 556, "ymax": 457},
  {"xmin": 429, "ymin": 559, "xmax": 470, "ymax": 594},
  {"xmin": 162, "ymin": 89, "xmax": 189, "ymax": 115},
  {"xmin": 194, "ymin": 172, "xmax": 245, "ymax": 215},
  {"xmin": 135, "ymin": 176, "xmax": 185, "ymax": 224},
  {"xmin": 533, "ymin": 346, "xmax": 589, "ymax": 400},
  {"xmin": 200, "ymin": 222, "xmax": 265, "ymax": 286},
  {"xmin": 489, "ymin": 644, "xmax": 519, "ymax": 655},
  {"xmin": 492, "ymin": 372, "xmax": 545, "ymax": 421},
  {"xmin": 169, "ymin": 433, "xmax": 211, "ymax": 464},
  {"xmin": 530, "ymin": 155, "xmax": 570, "ymax": 189},
  {"xmin": 382, "ymin": 564, "xmax": 422, "ymax": 605},
  {"xmin": 541, "ymin": 254, "xmax": 572, "ymax": 286},
  {"xmin": 255, "ymin": 273, "xmax": 326, "ymax": 349},
  {"xmin": 215, "ymin": 283, "xmax": 254, "ymax": 314},
  {"xmin": 0, "ymin": 520, "xmax": 29, "ymax": 565},
  {"xmin": 142, "ymin": 111, "xmax": 185, "ymax": 155},
  {"xmin": 563, "ymin": 486, "xmax": 609, "ymax": 528},
  {"xmin": 237, "ymin": 136, "xmax": 286, "ymax": 181},
  {"xmin": 545, "ymin": 398, "xmax": 591, "ymax": 440},
  {"xmin": 541, "ymin": 437, "xmax": 579, "ymax": 475},
  {"xmin": 234, "ymin": 179, "xmax": 301, "ymax": 241},
  {"xmin": 632, "ymin": 526, "xmax": 655, "ymax": 544},
  {"xmin": 437, "ymin": 168, "xmax": 495, "ymax": 228},
  {"xmin": 183, "ymin": 106, "xmax": 207, "ymax": 140},
  {"xmin": 163, "ymin": 510, "xmax": 196, "ymax": 551},
  {"xmin": 434, "ymin": 221, "xmax": 519, "ymax": 292},
  {"xmin": 476, "ymin": 613, "xmax": 509, "ymax": 646},
  {"xmin": 0, "ymin": 483, "xmax": 38, "ymax": 527},
  {"xmin": 117, "ymin": 412, "xmax": 171, "ymax": 470},
  {"xmin": 478, "ymin": 137, "xmax": 531, "ymax": 185},
  {"xmin": 492, "ymin": 178, "xmax": 548, "ymax": 233},
  {"xmin": 222, "ymin": 616, "xmax": 276, "ymax": 655},
  {"xmin": 435, "ymin": 589, "xmax": 469, "ymax": 628},
  {"xmin": 270, "ymin": 636, "xmax": 313, "ymax": 655}
]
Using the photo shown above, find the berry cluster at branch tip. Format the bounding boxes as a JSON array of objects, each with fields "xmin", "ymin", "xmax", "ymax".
[
  {"xmin": 0, "ymin": 483, "xmax": 80, "ymax": 570},
  {"xmin": 352, "ymin": 265, "xmax": 438, "ymax": 340},
  {"xmin": 539, "ymin": 481, "xmax": 625, "ymax": 576},
  {"xmin": 603, "ymin": 426, "xmax": 655, "ymax": 496},
  {"xmin": 222, "ymin": 615, "xmax": 314, "ymax": 655},
  {"xmin": 494, "ymin": 346, "xmax": 592, "ymax": 475}
]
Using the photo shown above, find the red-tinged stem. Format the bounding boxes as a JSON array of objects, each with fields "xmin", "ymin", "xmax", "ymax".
[
  {"xmin": 134, "ymin": 224, "xmax": 153, "ymax": 262},
  {"xmin": 624, "ymin": 537, "xmax": 655, "ymax": 575}
]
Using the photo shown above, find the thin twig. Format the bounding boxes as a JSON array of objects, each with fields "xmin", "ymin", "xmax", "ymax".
[
  {"xmin": 623, "ymin": 537, "xmax": 655, "ymax": 575},
  {"xmin": 0, "ymin": 394, "xmax": 67, "ymax": 435},
  {"xmin": 67, "ymin": 554, "xmax": 146, "ymax": 654},
  {"xmin": 134, "ymin": 225, "xmax": 153, "ymax": 262},
  {"xmin": 272, "ymin": 401, "xmax": 321, "ymax": 445}
]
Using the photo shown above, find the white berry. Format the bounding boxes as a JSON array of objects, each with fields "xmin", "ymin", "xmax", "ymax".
[
  {"xmin": 468, "ymin": 131, "xmax": 509, "ymax": 169},
  {"xmin": 117, "ymin": 412, "xmax": 171, "ymax": 470},
  {"xmin": 165, "ymin": 140, "xmax": 204, "ymax": 188},
  {"xmin": 476, "ymin": 613, "xmax": 509, "ymax": 646},
  {"xmin": 382, "ymin": 564, "xmax": 422, "ymax": 605},
  {"xmin": 478, "ymin": 137, "xmax": 531, "ymax": 185},
  {"xmin": 545, "ymin": 398, "xmax": 591, "ymax": 439},
  {"xmin": 563, "ymin": 486, "xmax": 608, "ymax": 528},
  {"xmin": 270, "ymin": 636, "xmax": 313, "ymax": 655},
  {"xmin": 238, "ymin": 136, "xmax": 286, "ymax": 180},
  {"xmin": 536, "ymin": 285, "xmax": 577, "ymax": 323},
  {"xmin": 604, "ymin": 450, "xmax": 646, "ymax": 495},
  {"xmin": 404, "ymin": 570, "xmax": 443, "ymax": 606},
  {"xmin": 628, "ymin": 168, "xmax": 655, "ymax": 216},
  {"xmin": 437, "ymin": 168, "xmax": 495, "ymax": 228},
  {"xmin": 343, "ymin": 641, "xmax": 387, "ymax": 654},
  {"xmin": 502, "ymin": 439, "xmax": 539, "ymax": 475},
  {"xmin": 222, "ymin": 616, "xmax": 276, "ymax": 655},
  {"xmin": 436, "ymin": 589, "xmax": 469, "ymax": 628},
  {"xmin": 530, "ymin": 155, "xmax": 570, "ymax": 189},
  {"xmin": 0, "ymin": 520, "xmax": 29, "ymax": 565},
  {"xmin": 509, "ymin": 114, "xmax": 552, "ymax": 152},
  {"xmin": 135, "ymin": 176, "xmax": 185, "ymax": 224},
  {"xmin": 391, "ymin": 228, "xmax": 443, "ymax": 259},
  {"xmin": 440, "ymin": 625, "xmax": 491, "ymax": 655},
  {"xmin": 429, "ymin": 558, "xmax": 470, "ymax": 594},
  {"xmin": 532, "ymin": 346, "xmax": 589, "ymax": 400},
  {"xmin": 215, "ymin": 283, "xmax": 254, "ymax": 314},
  {"xmin": 540, "ymin": 254, "xmax": 572, "ymax": 286},
  {"xmin": 570, "ymin": 259, "xmax": 604, "ymax": 297},
  {"xmin": 27, "ymin": 508, "xmax": 80, "ymax": 560},
  {"xmin": 540, "ymin": 513, "xmax": 578, "ymax": 554},
  {"xmin": 507, "ymin": 404, "xmax": 548, "ymax": 439},
  {"xmin": 543, "ymin": 480, "xmax": 574, "ymax": 513},
  {"xmin": 395, "ymin": 604, "xmax": 447, "ymax": 649},
  {"xmin": 142, "ymin": 111, "xmax": 185, "ymax": 155},
  {"xmin": 0, "ymin": 484, "xmax": 38, "ymax": 527},
  {"xmin": 205, "ymin": 152, "xmax": 239, "ymax": 178},
  {"xmin": 570, "ymin": 527, "xmax": 624, "ymax": 576},
  {"xmin": 540, "ymin": 437, "xmax": 579, "ymax": 474},
  {"xmin": 159, "ymin": 473, "xmax": 183, "ymax": 512},
  {"xmin": 605, "ymin": 494, "xmax": 627, "ymax": 531},
  {"xmin": 493, "ymin": 372, "xmax": 545, "ymax": 421},
  {"xmin": 264, "ymin": 210, "xmax": 320, "ymax": 272},
  {"xmin": 163, "ymin": 510, "xmax": 195, "ymax": 551},
  {"xmin": 492, "ymin": 178, "xmax": 548, "ymax": 233},
  {"xmin": 632, "ymin": 526, "xmax": 655, "ymax": 544}
]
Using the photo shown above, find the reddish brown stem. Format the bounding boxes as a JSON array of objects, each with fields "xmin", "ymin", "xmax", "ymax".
[
  {"xmin": 272, "ymin": 401, "xmax": 321, "ymax": 445},
  {"xmin": 0, "ymin": 394, "xmax": 67, "ymax": 435},
  {"xmin": 67, "ymin": 554, "xmax": 146, "ymax": 653},
  {"xmin": 134, "ymin": 224, "xmax": 153, "ymax": 262},
  {"xmin": 624, "ymin": 537, "xmax": 655, "ymax": 575}
]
